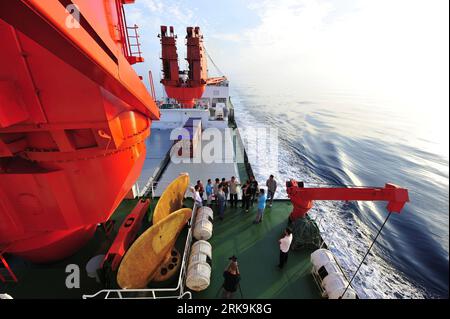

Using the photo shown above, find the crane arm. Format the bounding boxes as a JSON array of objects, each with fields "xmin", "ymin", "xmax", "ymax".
[{"xmin": 286, "ymin": 180, "xmax": 409, "ymax": 221}]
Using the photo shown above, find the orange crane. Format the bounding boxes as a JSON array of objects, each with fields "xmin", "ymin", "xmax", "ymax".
[
  {"xmin": 286, "ymin": 180, "xmax": 409, "ymax": 221},
  {"xmin": 285, "ymin": 179, "xmax": 409, "ymax": 297}
]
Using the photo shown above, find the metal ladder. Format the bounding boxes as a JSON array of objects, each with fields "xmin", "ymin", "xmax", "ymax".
[
  {"xmin": 126, "ymin": 24, "xmax": 144, "ymax": 64},
  {"xmin": 0, "ymin": 248, "xmax": 18, "ymax": 283},
  {"xmin": 115, "ymin": 0, "xmax": 144, "ymax": 65}
]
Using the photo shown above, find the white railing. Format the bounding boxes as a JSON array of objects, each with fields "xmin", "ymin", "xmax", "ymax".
[
  {"xmin": 140, "ymin": 177, "xmax": 155, "ymax": 198},
  {"xmin": 140, "ymin": 179, "xmax": 186, "ymax": 199},
  {"xmin": 82, "ymin": 204, "xmax": 199, "ymax": 300}
]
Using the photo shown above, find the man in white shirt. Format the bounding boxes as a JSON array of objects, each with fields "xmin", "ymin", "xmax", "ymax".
[
  {"xmin": 228, "ymin": 176, "xmax": 240, "ymax": 208},
  {"xmin": 278, "ymin": 228, "xmax": 293, "ymax": 269},
  {"xmin": 193, "ymin": 185, "xmax": 203, "ymax": 207}
]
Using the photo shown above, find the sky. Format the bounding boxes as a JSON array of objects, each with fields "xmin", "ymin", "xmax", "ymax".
[{"xmin": 125, "ymin": 0, "xmax": 449, "ymax": 150}]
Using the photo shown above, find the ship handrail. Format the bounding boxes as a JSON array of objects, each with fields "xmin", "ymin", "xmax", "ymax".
[
  {"xmin": 144, "ymin": 179, "xmax": 300, "ymax": 201},
  {"xmin": 82, "ymin": 204, "xmax": 199, "ymax": 300}
]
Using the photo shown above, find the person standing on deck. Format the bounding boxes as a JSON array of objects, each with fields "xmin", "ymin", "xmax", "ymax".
[
  {"xmin": 229, "ymin": 176, "xmax": 240, "ymax": 208},
  {"xmin": 278, "ymin": 228, "xmax": 293, "ymax": 269},
  {"xmin": 242, "ymin": 180, "xmax": 251, "ymax": 213},
  {"xmin": 217, "ymin": 185, "xmax": 226, "ymax": 220},
  {"xmin": 221, "ymin": 178, "xmax": 229, "ymax": 207},
  {"xmin": 196, "ymin": 180, "xmax": 205, "ymax": 201},
  {"xmin": 249, "ymin": 176, "xmax": 258, "ymax": 206},
  {"xmin": 213, "ymin": 178, "xmax": 220, "ymax": 206},
  {"xmin": 241, "ymin": 180, "xmax": 247, "ymax": 208},
  {"xmin": 253, "ymin": 189, "xmax": 267, "ymax": 224},
  {"xmin": 222, "ymin": 257, "xmax": 241, "ymax": 299},
  {"xmin": 193, "ymin": 185, "xmax": 203, "ymax": 207},
  {"xmin": 266, "ymin": 175, "xmax": 277, "ymax": 207},
  {"xmin": 205, "ymin": 179, "xmax": 213, "ymax": 206}
]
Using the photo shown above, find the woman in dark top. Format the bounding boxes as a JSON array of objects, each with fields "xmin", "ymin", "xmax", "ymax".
[
  {"xmin": 242, "ymin": 180, "xmax": 252, "ymax": 213},
  {"xmin": 222, "ymin": 260, "xmax": 240, "ymax": 299},
  {"xmin": 249, "ymin": 175, "xmax": 258, "ymax": 205},
  {"xmin": 220, "ymin": 178, "xmax": 229, "ymax": 206}
]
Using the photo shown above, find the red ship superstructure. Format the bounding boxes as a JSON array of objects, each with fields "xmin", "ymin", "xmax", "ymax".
[
  {"xmin": 160, "ymin": 25, "xmax": 225, "ymax": 108},
  {"xmin": 0, "ymin": 0, "xmax": 159, "ymax": 263}
]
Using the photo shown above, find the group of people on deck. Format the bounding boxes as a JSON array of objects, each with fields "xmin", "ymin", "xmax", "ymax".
[
  {"xmin": 191, "ymin": 174, "xmax": 278, "ymax": 223},
  {"xmin": 190, "ymin": 174, "xmax": 294, "ymax": 299}
]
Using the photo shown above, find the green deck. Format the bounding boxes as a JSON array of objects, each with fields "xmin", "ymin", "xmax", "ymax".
[
  {"xmin": 1, "ymin": 198, "xmax": 320, "ymax": 299},
  {"xmin": 194, "ymin": 200, "xmax": 320, "ymax": 299}
]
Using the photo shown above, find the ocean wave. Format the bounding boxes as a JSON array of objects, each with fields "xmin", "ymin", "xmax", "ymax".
[{"xmin": 231, "ymin": 90, "xmax": 431, "ymax": 299}]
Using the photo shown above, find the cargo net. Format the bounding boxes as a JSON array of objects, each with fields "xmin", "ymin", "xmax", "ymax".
[{"xmin": 288, "ymin": 216, "xmax": 323, "ymax": 250}]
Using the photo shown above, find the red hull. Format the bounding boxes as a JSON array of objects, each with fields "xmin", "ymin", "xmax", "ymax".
[
  {"xmin": 8, "ymin": 225, "xmax": 97, "ymax": 263},
  {"xmin": 0, "ymin": 0, "xmax": 159, "ymax": 263},
  {"xmin": 0, "ymin": 136, "xmax": 148, "ymax": 262}
]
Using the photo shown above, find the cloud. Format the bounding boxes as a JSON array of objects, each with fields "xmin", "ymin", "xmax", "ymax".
[
  {"xmin": 124, "ymin": 0, "xmax": 448, "ymax": 123},
  {"xmin": 143, "ymin": 0, "xmax": 164, "ymax": 12},
  {"xmin": 126, "ymin": 0, "xmax": 197, "ymax": 33},
  {"xmin": 208, "ymin": 32, "xmax": 242, "ymax": 42},
  {"xmin": 220, "ymin": 0, "xmax": 448, "ymax": 104}
]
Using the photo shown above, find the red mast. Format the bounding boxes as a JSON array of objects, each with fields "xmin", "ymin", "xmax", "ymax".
[{"xmin": 160, "ymin": 26, "xmax": 208, "ymax": 108}]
